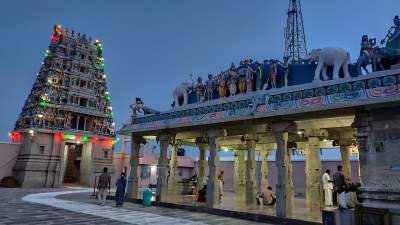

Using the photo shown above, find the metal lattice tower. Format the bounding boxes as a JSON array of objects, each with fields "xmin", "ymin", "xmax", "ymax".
[{"xmin": 284, "ymin": 0, "xmax": 307, "ymax": 62}]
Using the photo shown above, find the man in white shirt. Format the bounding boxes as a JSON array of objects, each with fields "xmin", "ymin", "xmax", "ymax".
[{"xmin": 322, "ymin": 169, "xmax": 334, "ymax": 206}]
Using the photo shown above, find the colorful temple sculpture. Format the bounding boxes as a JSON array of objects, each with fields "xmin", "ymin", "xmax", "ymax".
[
  {"xmin": 12, "ymin": 25, "xmax": 116, "ymax": 188},
  {"xmin": 120, "ymin": 16, "xmax": 400, "ymax": 222}
]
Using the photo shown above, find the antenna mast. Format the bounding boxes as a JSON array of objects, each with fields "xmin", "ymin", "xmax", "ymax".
[{"xmin": 284, "ymin": 0, "xmax": 307, "ymax": 62}]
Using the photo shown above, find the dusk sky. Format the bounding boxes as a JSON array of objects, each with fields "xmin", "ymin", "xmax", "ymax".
[{"xmin": 0, "ymin": 0, "xmax": 399, "ymax": 142}]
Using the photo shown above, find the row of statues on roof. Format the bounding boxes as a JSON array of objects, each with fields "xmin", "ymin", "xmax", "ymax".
[{"xmin": 173, "ymin": 58, "xmax": 291, "ymax": 107}]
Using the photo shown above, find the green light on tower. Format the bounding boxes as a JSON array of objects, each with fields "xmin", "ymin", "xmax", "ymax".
[
  {"xmin": 82, "ymin": 135, "xmax": 89, "ymax": 142},
  {"xmin": 39, "ymin": 99, "xmax": 47, "ymax": 108}
]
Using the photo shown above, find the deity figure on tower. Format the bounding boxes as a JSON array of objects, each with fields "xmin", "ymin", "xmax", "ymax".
[
  {"xmin": 133, "ymin": 97, "xmax": 145, "ymax": 117},
  {"xmin": 255, "ymin": 63, "xmax": 263, "ymax": 91},
  {"xmin": 360, "ymin": 35, "xmax": 376, "ymax": 63},
  {"xmin": 228, "ymin": 68, "xmax": 238, "ymax": 96},
  {"xmin": 218, "ymin": 72, "xmax": 227, "ymax": 98},
  {"xmin": 268, "ymin": 59, "xmax": 278, "ymax": 89},
  {"xmin": 282, "ymin": 57, "xmax": 291, "ymax": 87},
  {"xmin": 381, "ymin": 15, "xmax": 400, "ymax": 44},
  {"xmin": 205, "ymin": 74, "xmax": 214, "ymax": 101},
  {"xmin": 246, "ymin": 65, "xmax": 256, "ymax": 92},
  {"xmin": 195, "ymin": 77, "xmax": 205, "ymax": 103}
]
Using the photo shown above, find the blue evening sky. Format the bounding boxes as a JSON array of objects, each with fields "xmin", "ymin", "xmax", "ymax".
[{"xmin": 0, "ymin": 0, "xmax": 399, "ymax": 143}]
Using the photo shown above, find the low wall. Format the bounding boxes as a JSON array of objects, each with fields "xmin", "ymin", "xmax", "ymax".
[{"xmin": 0, "ymin": 142, "xmax": 20, "ymax": 180}]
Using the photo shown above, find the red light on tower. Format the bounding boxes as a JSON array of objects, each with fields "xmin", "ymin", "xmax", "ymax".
[
  {"xmin": 104, "ymin": 139, "xmax": 113, "ymax": 149},
  {"xmin": 75, "ymin": 134, "xmax": 82, "ymax": 142},
  {"xmin": 54, "ymin": 132, "xmax": 63, "ymax": 142},
  {"xmin": 91, "ymin": 137, "xmax": 99, "ymax": 144},
  {"xmin": 9, "ymin": 131, "xmax": 21, "ymax": 143}
]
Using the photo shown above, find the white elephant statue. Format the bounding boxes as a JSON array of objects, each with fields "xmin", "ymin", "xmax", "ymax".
[
  {"xmin": 173, "ymin": 81, "xmax": 194, "ymax": 107},
  {"xmin": 303, "ymin": 47, "xmax": 350, "ymax": 81}
]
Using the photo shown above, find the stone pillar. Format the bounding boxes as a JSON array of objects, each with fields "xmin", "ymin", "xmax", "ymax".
[
  {"xmin": 352, "ymin": 109, "xmax": 400, "ymax": 212},
  {"xmin": 297, "ymin": 142, "xmax": 310, "ymax": 208},
  {"xmin": 156, "ymin": 133, "xmax": 173, "ymax": 202},
  {"xmin": 234, "ymin": 148, "xmax": 245, "ymax": 195},
  {"xmin": 121, "ymin": 138, "xmax": 126, "ymax": 153},
  {"xmin": 285, "ymin": 144, "xmax": 294, "ymax": 216},
  {"xmin": 260, "ymin": 149, "xmax": 271, "ymax": 194},
  {"xmin": 127, "ymin": 134, "xmax": 143, "ymax": 199},
  {"xmin": 307, "ymin": 137, "xmax": 322, "ymax": 213},
  {"xmin": 339, "ymin": 144, "xmax": 352, "ymax": 182},
  {"xmin": 244, "ymin": 134, "xmax": 257, "ymax": 207},
  {"xmin": 196, "ymin": 137, "xmax": 208, "ymax": 192},
  {"xmin": 270, "ymin": 121, "xmax": 296, "ymax": 217},
  {"xmin": 168, "ymin": 141, "xmax": 179, "ymax": 196},
  {"xmin": 206, "ymin": 129, "xmax": 225, "ymax": 208},
  {"xmin": 76, "ymin": 115, "xmax": 80, "ymax": 129}
]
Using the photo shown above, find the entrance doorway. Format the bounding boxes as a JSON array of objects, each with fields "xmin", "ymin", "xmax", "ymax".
[
  {"xmin": 63, "ymin": 144, "xmax": 83, "ymax": 183},
  {"xmin": 61, "ymin": 142, "xmax": 92, "ymax": 186}
]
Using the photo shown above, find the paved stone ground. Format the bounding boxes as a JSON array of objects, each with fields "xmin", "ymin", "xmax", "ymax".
[{"xmin": 0, "ymin": 187, "xmax": 273, "ymax": 225}]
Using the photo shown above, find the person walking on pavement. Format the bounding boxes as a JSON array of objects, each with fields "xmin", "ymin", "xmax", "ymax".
[
  {"xmin": 322, "ymin": 169, "xmax": 334, "ymax": 206},
  {"xmin": 115, "ymin": 172, "xmax": 127, "ymax": 207},
  {"xmin": 97, "ymin": 167, "xmax": 111, "ymax": 206}
]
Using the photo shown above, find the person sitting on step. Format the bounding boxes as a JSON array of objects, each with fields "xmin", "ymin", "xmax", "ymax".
[{"xmin": 257, "ymin": 186, "xmax": 276, "ymax": 206}]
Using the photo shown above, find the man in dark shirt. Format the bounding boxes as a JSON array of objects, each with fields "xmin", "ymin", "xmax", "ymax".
[
  {"xmin": 333, "ymin": 166, "xmax": 346, "ymax": 192},
  {"xmin": 97, "ymin": 167, "xmax": 111, "ymax": 206}
]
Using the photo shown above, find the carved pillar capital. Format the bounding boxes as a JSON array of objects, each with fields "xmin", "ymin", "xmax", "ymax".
[
  {"xmin": 302, "ymin": 128, "xmax": 329, "ymax": 140},
  {"xmin": 241, "ymin": 133, "xmax": 259, "ymax": 142},
  {"xmin": 268, "ymin": 121, "xmax": 297, "ymax": 134},
  {"xmin": 206, "ymin": 129, "xmax": 227, "ymax": 139},
  {"xmin": 131, "ymin": 134, "xmax": 146, "ymax": 145},
  {"xmin": 156, "ymin": 132, "xmax": 175, "ymax": 144},
  {"xmin": 256, "ymin": 143, "xmax": 276, "ymax": 153},
  {"xmin": 195, "ymin": 137, "xmax": 208, "ymax": 145}
]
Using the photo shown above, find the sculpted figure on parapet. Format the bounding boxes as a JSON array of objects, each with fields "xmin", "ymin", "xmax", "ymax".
[{"xmin": 133, "ymin": 97, "xmax": 144, "ymax": 117}]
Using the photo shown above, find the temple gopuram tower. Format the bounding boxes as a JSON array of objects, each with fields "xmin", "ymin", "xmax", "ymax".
[{"xmin": 11, "ymin": 24, "xmax": 116, "ymax": 188}]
